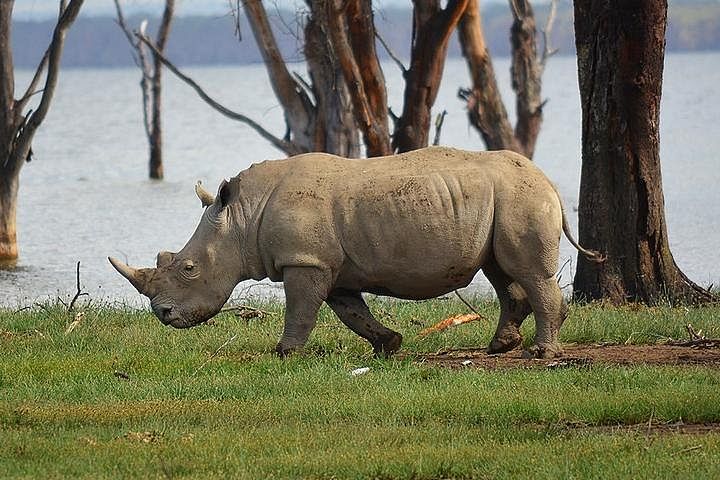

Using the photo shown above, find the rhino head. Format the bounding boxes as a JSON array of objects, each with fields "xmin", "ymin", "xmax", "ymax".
[{"xmin": 109, "ymin": 181, "xmax": 244, "ymax": 328}]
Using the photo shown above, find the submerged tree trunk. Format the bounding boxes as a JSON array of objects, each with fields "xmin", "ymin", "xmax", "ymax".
[
  {"xmin": 0, "ymin": 0, "xmax": 84, "ymax": 263},
  {"xmin": 148, "ymin": 0, "xmax": 174, "ymax": 179},
  {"xmin": 0, "ymin": 174, "xmax": 18, "ymax": 263},
  {"xmin": 572, "ymin": 0, "xmax": 713, "ymax": 304},
  {"xmin": 115, "ymin": 0, "xmax": 174, "ymax": 179}
]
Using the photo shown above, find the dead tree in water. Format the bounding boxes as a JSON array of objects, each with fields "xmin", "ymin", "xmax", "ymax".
[
  {"xmin": 0, "ymin": 0, "xmax": 84, "ymax": 264},
  {"xmin": 114, "ymin": 0, "xmax": 175, "ymax": 179},
  {"xmin": 144, "ymin": 0, "xmax": 472, "ymax": 158},
  {"xmin": 457, "ymin": 0, "xmax": 558, "ymax": 158}
]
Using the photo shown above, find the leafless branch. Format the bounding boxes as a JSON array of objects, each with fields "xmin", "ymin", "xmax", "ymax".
[
  {"xmin": 137, "ymin": 33, "xmax": 301, "ymax": 156},
  {"xmin": 432, "ymin": 110, "xmax": 447, "ymax": 146},
  {"xmin": 68, "ymin": 261, "xmax": 89, "ymax": 311},
  {"xmin": 540, "ymin": 0, "xmax": 559, "ymax": 70},
  {"xmin": 113, "ymin": 0, "xmax": 139, "ymax": 49},
  {"xmin": 16, "ymin": 49, "xmax": 50, "ymax": 114},
  {"xmin": 230, "ymin": 0, "xmax": 243, "ymax": 41},
  {"xmin": 9, "ymin": 0, "xmax": 85, "ymax": 170},
  {"xmin": 453, "ymin": 290, "xmax": 486, "ymax": 320},
  {"xmin": 375, "ymin": 30, "xmax": 407, "ymax": 74},
  {"xmin": 114, "ymin": 1, "xmax": 154, "ymax": 138}
]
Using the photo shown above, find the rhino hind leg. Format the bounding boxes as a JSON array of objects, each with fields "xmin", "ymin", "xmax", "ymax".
[
  {"xmin": 519, "ymin": 276, "xmax": 567, "ymax": 359},
  {"xmin": 326, "ymin": 290, "xmax": 403, "ymax": 358},
  {"xmin": 275, "ymin": 266, "xmax": 333, "ymax": 357},
  {"xmin": 483, "ymin": 260, "xmax": 532, "ymax": 354}
]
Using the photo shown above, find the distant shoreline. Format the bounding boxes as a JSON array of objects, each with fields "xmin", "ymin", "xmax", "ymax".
[{"xmin": 12, "ymin": 2, "xmax": 720, "ymax": 69}]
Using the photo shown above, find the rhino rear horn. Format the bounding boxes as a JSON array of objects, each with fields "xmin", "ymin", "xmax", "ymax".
[
  {"xmin": 108, "ymin": 257, "xmax": 153, "ymax": 296},
  {"xmin": 195, "ymin": 181, "xmax": 215, "ymax": 208}
]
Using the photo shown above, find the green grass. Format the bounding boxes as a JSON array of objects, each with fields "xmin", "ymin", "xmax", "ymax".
[{"xmin": 2, "ymin": 298, "xmax": 720, "ymax": 479}]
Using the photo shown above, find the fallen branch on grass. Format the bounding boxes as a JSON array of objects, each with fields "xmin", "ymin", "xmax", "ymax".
[
  {"xmin": 64, "ymin": 311, "xmax": 85, "ymax": 334},
  {"xmin": 191, "ymin": 334, "xmax": 239, "ymax": 377},
  {"xmin": 418, "ymin": 313, "xmax": 484, "ymax": 337},
  {"xmin": 666, "ymin": 323, "xmax": 720, "ymax": 349},
  {"xmin": 221, "ymin": 305, "xmax": 276, "ymax": 320}
]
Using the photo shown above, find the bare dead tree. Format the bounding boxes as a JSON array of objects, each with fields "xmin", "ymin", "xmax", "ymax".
[
  {"xmin": 114, "ymin": 0, "xmax": 175, "ymax": 179},
  {"xmin": 323, "ymin": 0, "xmax": 392, "ymax": 157},
  {"xmin": 458, "ymin": 0, "xmax": 557, "ymax": 158},
  {"xmin": 0, "ymin": 0, "xmax": 84, "ymax": 264},
  {"xmin": 392, "ymin": 0, "xmax": 469, "ymax": 153}
]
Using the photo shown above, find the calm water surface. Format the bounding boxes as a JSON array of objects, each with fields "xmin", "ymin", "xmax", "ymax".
[{"xmin": 2, "ymin": 53, "xmax": 719, "ymax": 306}]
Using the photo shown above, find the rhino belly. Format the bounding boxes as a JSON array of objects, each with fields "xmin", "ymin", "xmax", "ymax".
[{"xmin": 335, "ymin": 214, "xmax": 493, "ymax": 300}]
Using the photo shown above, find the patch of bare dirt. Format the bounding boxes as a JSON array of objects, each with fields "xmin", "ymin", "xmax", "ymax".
[
  {"xmin": 576, "ymin": 421, "xmax": 720, "ymax": 436},
  {"xmin": 412, "ymin": 342, "xmax": 720, "ymax": 370}
]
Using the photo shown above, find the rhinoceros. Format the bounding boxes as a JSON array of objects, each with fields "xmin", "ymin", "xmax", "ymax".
[{"xmin": 109, "ymin": 146, "xmax": 602, "ymax": 358}]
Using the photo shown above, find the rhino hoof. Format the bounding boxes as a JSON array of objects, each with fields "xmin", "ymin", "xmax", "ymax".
[
  {"xmin": 275, "ymin": 343, "xmax": 299, "ymax": 358},
  {"xmin": 522, "ymin": 344, "xmax": 562, "ymax": 359},
  {"xmin": 487, "ymin": 333, "xmax": 523, "ymax": 354},
  {"xmin": 373, "ymin": 331, "xmax": 403, "ymax": 358}
]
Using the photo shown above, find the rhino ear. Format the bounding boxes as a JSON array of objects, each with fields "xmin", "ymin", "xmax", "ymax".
[
  {"xmin": 217, "ymin": 179, "xmax": 232, "ymax": 209},
  {"xmin": 195, "ymin": 181, "xmax": 215, "ymax": 208}
]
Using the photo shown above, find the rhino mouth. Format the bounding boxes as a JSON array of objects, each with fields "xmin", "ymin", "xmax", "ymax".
[{"xmin": 151, "ymin": 301, "xmax": 192, "ymax": 329}]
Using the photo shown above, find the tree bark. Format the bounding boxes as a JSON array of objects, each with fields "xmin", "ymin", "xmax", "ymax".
[
  {"xmin": 304, "ymin": 3, "xmax": 360, "ymax": 157},
  {"xmin": 324, "ymin": 0, "xmax": 392, "ymax": 157},
  {"xmin": 392, "ymin": 0, "xmax": 469, "ymax": 153},
  {"xmin": 0, "ymin": 0, "xmax": 84, "ymax": 263},
  {"xmin": 0, "ymin": 173, "xmax": 18, "ymax": 263},
  {"xmin": 509, "ymin": 0, "xmax": 543, "ymax": 158},
  {"xmin": 457, "ymin": 0, "xmax": 549, "ymax": 158},
  {"xmin": 457, "ymin": 0, "xmax": 520, "ymax": 152},
  {"xmin": 572, "ymin": 0, "xmax": 713, "ymax": 304}
]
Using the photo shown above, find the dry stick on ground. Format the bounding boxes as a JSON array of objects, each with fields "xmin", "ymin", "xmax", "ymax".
[
  {"xmin": 453, "ymin": 290, "xmax": 487, "ymax": 320},
  {"xmin": 220, "ymin": 304, "xmax": 277, "ymax": 320},
  {"xmin": 67, "ymin": 261, "xmax": 88, "ymax": 311},
  {"xmin": 192, "ymin": 334, "xmax": 239, "ymax": 377}
]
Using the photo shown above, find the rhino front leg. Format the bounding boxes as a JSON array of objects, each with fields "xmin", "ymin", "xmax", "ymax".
[
  {"xmin": 326, "ymin": 290, "xmax": 403, "ymax": 357},
  {"xmin": 275, "ymin": 266, "xmax": 332, "ymax": 357}
]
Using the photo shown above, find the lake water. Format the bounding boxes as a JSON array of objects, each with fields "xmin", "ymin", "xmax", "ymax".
[{"xmin": 1, "ymin": 53, "xmax": 719, "ymax": 306}]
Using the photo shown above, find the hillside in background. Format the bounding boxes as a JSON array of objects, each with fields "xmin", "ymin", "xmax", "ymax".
[{"xmin": 11, "ymin": 1, "xmax": 720, "ymax": 68}]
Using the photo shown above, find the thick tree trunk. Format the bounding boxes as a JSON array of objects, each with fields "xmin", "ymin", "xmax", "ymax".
[
  {"xmin": 305, "ymin": 4, "xmax": 360, "ymax": 156},
  {"xmin": 392, "ymin": 0, "xmax": 468, "ymax": 153},
  {"xmin": 323, "ymin": 0, "xmax": 392, "ymax": 157},
  {"xmin": 0, "ymin": 172, "xmax": 18, "ymax": 263},
  {"xmin": 573, "ymin": 0, "xmax": 712, "ymax": 304}
]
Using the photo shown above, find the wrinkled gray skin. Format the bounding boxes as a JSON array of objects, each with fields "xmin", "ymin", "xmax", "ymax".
[{"xmin": 110, "ymin": 146, "xmax": 603, "ymax": 359}]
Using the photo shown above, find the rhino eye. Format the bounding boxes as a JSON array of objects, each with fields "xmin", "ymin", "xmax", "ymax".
[{"xmin": 183, "ymin": 262, "xmax": 195, "ymax": 272}]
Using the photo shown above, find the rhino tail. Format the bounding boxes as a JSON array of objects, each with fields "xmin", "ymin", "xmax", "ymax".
[{"xmin": 556, "ymin": 188, "xmax": 606, "ymax": 264}]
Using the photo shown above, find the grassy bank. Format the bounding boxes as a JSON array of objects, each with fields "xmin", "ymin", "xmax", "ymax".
[{"xmin": 2, "ymin": 298, "xmax": 720, "ymax": 478}]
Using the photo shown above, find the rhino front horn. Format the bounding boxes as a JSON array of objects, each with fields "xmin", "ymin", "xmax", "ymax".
[
  {"xmin": 195, "ymin": 181, "xmax": 215, "ymax": 208},
  {"xmin": 108, "ymin": 257, "xmax": 150, "ymax": 295}
]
